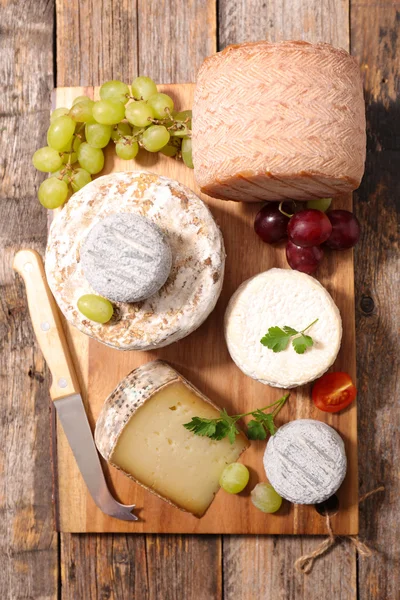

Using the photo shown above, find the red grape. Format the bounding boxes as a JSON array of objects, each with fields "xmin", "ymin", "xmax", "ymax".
[
  {"xmin": 254, "ymin": 203, "xmax": 291, "ymax": 244},
  {"xmin": 325, "ymin": 210, "xmax": 361, "ymax": 250},
  {"xmin": 286, "ymin": 241, "xmax": 324, "ymax": 274},
  {"xmin": 287, "ymin": 209, "xmax": 332, "ymax": 247}
]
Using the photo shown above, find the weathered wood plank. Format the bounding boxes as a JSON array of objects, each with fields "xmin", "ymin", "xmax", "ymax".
[
  {"xmin": 218, "ymin": 0, "xmax": 358, "ymax": 597},
  {"xmin": 55, "ymin": 1, "xmax": 220, "ymax": 598},
  {"xmin": 0, "ymin": 1, "xmax": 58, "ymax": 599},
  {"xmin": 218, "ymin": 0, "xmax": 349, "ymax": 49},
  {"xmin": 351, "ymin": 3, "xmax": 400, "ymax": 599}
]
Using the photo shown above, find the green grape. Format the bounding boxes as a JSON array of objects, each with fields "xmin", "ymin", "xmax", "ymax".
[
  {"xmin": 38, "ymin": 177, "xmax": 69, "ymax": 209},
  {"xmin": 71, "ymin": 168, "xmax": 92, "ymax": 192},
  {"xmin": 131, "ymin": 76, "xmax": 157, "ymax": 101},
  {"xmin": 125, "ymin": 100, "xmax": 155, "ymax": 127},
  {"xmin": 69, "ymin": 100, "xmax": 95, "ymax": 123},
  {"xmin": 77, "ymin": 142, "xmax": 104, "ymax": 174},
  {"xmin": 72, "ymin": 95, "xmax": 92, "ymax": 106},
  {"xmin": 181, "ymin": 137, "xmax": 193, "ymax": 168},
  {"xmin": 85, "ymin": 123, "xmax": 112, "ymax": 148},
  {"xmin": 110, "ymin": 121, "xmax": 133, "ymax": 141},
  {"xmin": 100, "ymin": 80, "xmax": 130, "ymax": 104},
  {"xmin": 60, "ymin": 136, "xmax": 82, "ymax": 164},
  {"xmin": 250, "ymin": 483, "xmax": 282, "ymax": 513},
  {"xmin": 115, "ymin": 137, "xmax": 139, "ymax": 160},
  {"xmin": 147, "ymin": 93, "xmax": 174, "ymax": 119},
  {"xmin": 32, "ymin": 146, "xmax": 63, "ymax": 172},
  {"xmin": 50, "ymin": 107, "xmax": 69, "ymax": 122},
  {"xmin": 47, "ymin": 116, "xmax": 76, "ymax": 150},
  {"xmin": 306, "ymin": 198, "xmax": 332, "ymax": 212},
  {"xmin": 92, "ymin": 99, "xmax": 126, "ymax": 125},
  {"xmin": 172, "ymin": 110, "xmax": 192, "ymax": 137},
  {"xmin": 142, "ymin": 125, "xmax": 170, "ymax": 152},
  {"xmin": 219, "ymin": 463, "xmax": 250, "ymax": 494},
  {"xmin": 159, "ymin": 142, "xmax": 180, "ymax": 157},
  {"xmin": 50, "ymin": 168, "xmax": 70, "ymax": 183},
  {"xmin": 77, "ymin": 294, "xmax": 113, "ymax": 323}
]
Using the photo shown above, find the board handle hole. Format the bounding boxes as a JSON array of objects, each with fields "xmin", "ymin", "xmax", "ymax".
[{"xmin": 314, "ymin": 494, "xmax": 339, "ymax": 517}]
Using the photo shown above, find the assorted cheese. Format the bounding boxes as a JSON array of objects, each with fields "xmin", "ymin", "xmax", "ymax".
[
  {"xmin": 80, "ymin": 212, "xmax": 172, "ymax": 303},
  {"xmin": 224, "ymin": 268, "xmax": 342, "ymax": 388},
  {"xmin": 264, "ymin": 419, "xmax": 347, "ymax": 504},
  {"xmin": 95, "ymin": 360, "xmax": 249, "ymax": 517},
  {"xmin": 45, "ymin": 171, "xmax": 225, "ymax": 350},
  {"xmin": 193, "ymin": 40, "xmax": 366, "ymax": 202}
]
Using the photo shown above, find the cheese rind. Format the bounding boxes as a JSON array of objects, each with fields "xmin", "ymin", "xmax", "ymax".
[
  {"xmin": 45, "ymin": 171, "xmax": 225, "ymax": 350},
  {"xmin": 224, "ymin": 268, "xmax": 342, "ymax": 388},
  {"xmin": 80, "ymin": 213, "xmax": 172, "ymax": 302},
  {"xmin": 193, "ymin": 41, "xmax": 366, "ymax": 202},
  {"xmin": 264, "ymin": 419, "xmax": 347, "ymax": 504},
  {"xmin": 95, "ymin": 360, "xmax": 249, "ymax": 517}
]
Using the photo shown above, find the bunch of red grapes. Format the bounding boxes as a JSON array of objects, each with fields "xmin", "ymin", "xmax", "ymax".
[{"xmin": 254, "ymin": 201, "xmax": 360, "ymax": 274}]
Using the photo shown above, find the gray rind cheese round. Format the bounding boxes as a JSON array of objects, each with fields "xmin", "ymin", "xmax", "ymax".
[
  {"xmin": 45, "ymin": 171, "xmax": 225, "ymax": 350},
  {"xmin": 264, "ymin": 420, "xmax": 347, "ymax": 504},
  {"xmin": 224, "ymin": 268, "xmax": 342, "ymax": 388},
  {"xmin": 80, "ymin": 213, "xmax": 172, "ymax": 302}
]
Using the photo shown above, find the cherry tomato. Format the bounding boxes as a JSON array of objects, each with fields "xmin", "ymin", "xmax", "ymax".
[{"xmin": 312, "ymin": 372, "xmax": 357, "ymax": 413}]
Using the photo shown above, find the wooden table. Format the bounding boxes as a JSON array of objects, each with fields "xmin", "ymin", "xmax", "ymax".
[{"xmin": 1, "ymin": 1, "xmax": 398, "ymax": 598}]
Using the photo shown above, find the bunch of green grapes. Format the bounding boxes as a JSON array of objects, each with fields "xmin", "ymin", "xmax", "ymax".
[{"xmin": 32, "ymin": 77, "xmax": 193, "ymax": 210}]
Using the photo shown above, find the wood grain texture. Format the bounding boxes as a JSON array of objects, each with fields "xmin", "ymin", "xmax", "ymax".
[
  {"xmin": 54, "ymin": 83, "xmax": 358, "ymax": 536},
  {"xmin": 218, "ymin": 1, "xmax": 359, "ymax": 597},
  {"xmin": 351, "ymin": 3, "xmax": 400, "ymax": 599},
  {"xmin": 0, "ymin": 1, "xmax": 58, "ymax": 599},
  {"xmin": 218, "ymin": 0, "xmax": 349, "ymax": 49}
]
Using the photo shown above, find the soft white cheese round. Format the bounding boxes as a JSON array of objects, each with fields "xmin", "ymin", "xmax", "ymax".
[
  {"xmin": 46, "ymin": 171, "xmax": 225, "ymax": 350},
  {"xmin": 224, "ymin": 268, "xmax": 342, "ymax": 388},
  {"xmin": 264, "ymin": 419, "xmax": 347, "ymax": 504}
]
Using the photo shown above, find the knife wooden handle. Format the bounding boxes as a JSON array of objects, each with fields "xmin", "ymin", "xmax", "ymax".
[{"xmin": 13, "ymin": 249, "xmax": 80, "ymax": 400}]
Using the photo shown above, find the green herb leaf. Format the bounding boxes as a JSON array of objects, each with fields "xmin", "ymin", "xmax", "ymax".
[
  {"xmin": 183, "ymin": 393, "xmax": 290, "ymax": 444},
  {"xmin": 261, "ymin": 319, "xmax": 318, "ymax": 354},
  {"xmin": 292, "ymin": 333, "xmax": 314, "ymax": 354},
  {"xmin": 260, "ymin": 326, "xmax": 292, "ymax": 352},
  {"xmin": 247, "ymin": 420, "xmax": 267, "ymax": 440}
]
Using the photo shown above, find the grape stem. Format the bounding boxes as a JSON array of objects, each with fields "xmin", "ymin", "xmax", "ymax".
[{"xmin": 278, "ymin": 201, "xmax": 295, "ymax": 218}]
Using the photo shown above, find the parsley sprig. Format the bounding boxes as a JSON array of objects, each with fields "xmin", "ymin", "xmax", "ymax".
[
  {"xmin": 183, "ymin": 393, "xmax": 289, "ymax": 444},
  {"xmin": 260, "ymin": 318, "xmax": 319, "ymax": 354}
]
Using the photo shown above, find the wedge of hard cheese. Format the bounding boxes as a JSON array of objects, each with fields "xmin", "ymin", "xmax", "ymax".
[
  {"xmin": 95, "ymin": 361, "xmax": 249, "ymax": 517},
  {"xmin": 193, "ymin": 41, "xmax": 366, "ymax": 202}
]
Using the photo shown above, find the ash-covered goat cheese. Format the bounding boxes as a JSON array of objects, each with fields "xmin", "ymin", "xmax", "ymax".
[
  {"xmin": 81, "ymin": 213, "xmax": 172, "ymax": 303},
  {"xmin": 264, "ymin": 419, "xmax": 347, "ymax": 504}
]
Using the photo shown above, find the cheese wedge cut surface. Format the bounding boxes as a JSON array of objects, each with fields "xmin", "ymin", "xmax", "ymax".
[
  {"xmin": 264, "ymin": 420, "xmax": 347, "ymax": 504},
  {"xmin": 95, "ymin": 361, "xmax": 249, "ymax": 517},
  {"xmin": 46, "ymin": 171, "xmax": 225, "ymax": 350},
  {"xmin": 224, "ymin": 269, "xmax": 342, "ymax": 388},
  {"xmin": 193, "ymin": 41, "xmax": 366, "ymax": 202}
]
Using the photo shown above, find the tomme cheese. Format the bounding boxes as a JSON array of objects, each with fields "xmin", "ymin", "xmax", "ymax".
[
  {"xmin": 45, "ymin": 171, "xmax": 225, "ymax": 350},
  {"xmin": 224, "ymin": 268, "xmax": 342, "ymax": 388},
  {"xmin": 264, "ymin": 420, "xmax": 347, "ymax": 504},
  {"xmin": 81, "ymin": 213, "xmax": 172, "ymax": 303},
  {"xmin": 95, "ymin": 361, "xmax": 249, "ymax": 517},
  {"xmin": 193, "ymin": 41, "xmax": 366, "ymax": 202}
]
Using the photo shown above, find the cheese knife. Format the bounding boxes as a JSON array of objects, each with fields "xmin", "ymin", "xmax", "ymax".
[{"xmin": 13, "ymin": 249, "xmax": 137, "ymax": 521}]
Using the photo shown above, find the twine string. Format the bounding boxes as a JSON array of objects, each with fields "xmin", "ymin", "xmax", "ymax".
[{"xmin": 294, "ymin": 486, "xmax": 384, "ymax": 574}]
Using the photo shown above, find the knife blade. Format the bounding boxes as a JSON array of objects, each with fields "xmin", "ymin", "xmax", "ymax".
[{"xmin": 13, "ymin": 249, "xmax": 137, "ymax": 521}]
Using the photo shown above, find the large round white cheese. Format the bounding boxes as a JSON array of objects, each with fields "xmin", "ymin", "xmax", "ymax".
[
  {"xmin": 46, "ymin": 171, "xmax": 225, "ymax": 350},
  {"xmin": 264, "ymin": 419, "xmax": 347, "ymax": 504},
  {"xmin": 224, "ymin": 268, "xmax": 342, "ymax": 388}
]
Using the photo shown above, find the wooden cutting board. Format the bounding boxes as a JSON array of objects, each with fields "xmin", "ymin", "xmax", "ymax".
[{"xmin": 53, "ymin": 84, "xmax": 358, "ymax": 534}]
